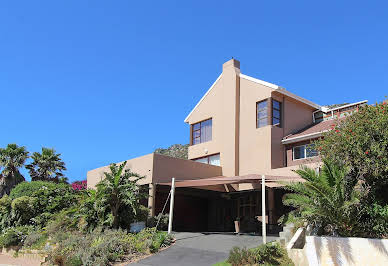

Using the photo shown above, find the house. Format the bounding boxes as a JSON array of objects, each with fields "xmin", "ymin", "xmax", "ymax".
[{"xmin": 87, "ymin": 59, "xmax": 367, "ymax": 232}]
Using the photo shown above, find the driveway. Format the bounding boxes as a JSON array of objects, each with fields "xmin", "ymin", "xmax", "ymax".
[{"xmin": 130, "ymin": 232, "xmax": 279, "ymax": 266}]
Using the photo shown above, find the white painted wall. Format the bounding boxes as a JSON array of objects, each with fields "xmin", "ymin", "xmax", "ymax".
[{"xmin": 305, "ymin": 236, "xmax": 388, "ymax": 266}]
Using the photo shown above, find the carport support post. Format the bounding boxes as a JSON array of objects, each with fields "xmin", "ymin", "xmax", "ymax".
[
  {"xmin": 262, "ymin": 175, "xmax": 266, "ymax": 244},
  {"xmin": 168, "ymin": 177, "xmax": 175, "ymax": 234}
]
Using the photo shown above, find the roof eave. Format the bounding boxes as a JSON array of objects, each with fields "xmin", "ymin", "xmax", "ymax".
[{"xmin": 282, "ymin": 131, "xmax": 327, "ymax": 145}]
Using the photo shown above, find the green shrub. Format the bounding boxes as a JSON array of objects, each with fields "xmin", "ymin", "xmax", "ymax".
[
  {"xmin": 227, "ymin": 242, "xmax": 293, "ymax": 266},
  {"xmin": 134, "ymin": 205, "xmax": 149, "ymax": 222},
  {"xmin": 24, "ymin": 230, "xmax": 48, "ymax": 249},
  {"xmin": 7, "ymin": 181, "xmax": 78, "ymax": 228},
  {"xmin": 47, "ymin": 228, "xmax": 172, "ymax": 266},
  {"xmin": 11, "ymin": 196, "xmax": 37, "ymax": 226},
  {"xmin": 0, "ymin": 195, "xmax": 12, "ymax": 229},
  {"xmin": 228, "ymin": 247, "xmax": 255, "ymax": 266},
  {"xmin": 0, "ymin": 226, "xmax": 33, "ymax": 247},
  {"xmin": 147, "ymin": 213, "xmax": 169, "ymax": 230},
  {"xmin": 150, "ymin": 231, "xmax": 174, "ymax": 253}
]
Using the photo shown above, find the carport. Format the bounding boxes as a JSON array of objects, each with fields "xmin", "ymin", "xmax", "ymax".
[{"xmin": 158, "ymin": 174, "xmax": 302, "ymax": 241}]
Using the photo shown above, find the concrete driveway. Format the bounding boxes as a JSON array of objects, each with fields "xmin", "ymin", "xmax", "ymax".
[{"xmin": 130, "ymin": 232, "xmax": 279, "ymax": 266}]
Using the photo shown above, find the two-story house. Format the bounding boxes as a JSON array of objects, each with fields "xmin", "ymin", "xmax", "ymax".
[{"xmin": 87, "ymin": 59, "xmax": 366, "ymax": 232}]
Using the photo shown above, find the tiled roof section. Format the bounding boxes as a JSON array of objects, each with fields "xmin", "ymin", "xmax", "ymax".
[{"xmin": 283, "ymin": 118, "xmax": 344, "ymax": 141}]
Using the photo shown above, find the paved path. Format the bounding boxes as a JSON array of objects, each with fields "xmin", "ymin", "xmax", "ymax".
[
  {"xmin": 130, "ymin": 232, "xmax": 279, "ymax": 266},
  {"xmin": 0, "ymin": 254, "xmax": 41, "ymax": 266}
]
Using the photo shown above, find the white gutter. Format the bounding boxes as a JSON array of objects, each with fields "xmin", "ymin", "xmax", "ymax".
[
  {"xmin": 324, "ymin": 100, "xmax": 368, "ymax": 112},
  {"xmin": 239, "ymin": 73, "xmax": 279, "ymax": 90},
  {"xmin": 281, "ymin": 131, "xmax": 328, "ymax": 145},
  {"xmin": 275, "ymin": 88, "xmax": 322, "ymax": 110}
]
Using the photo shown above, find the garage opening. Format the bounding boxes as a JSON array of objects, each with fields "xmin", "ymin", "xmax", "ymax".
[{"xmin": 153, "ymin": 174, "xmax": 302, "ymax": 234}]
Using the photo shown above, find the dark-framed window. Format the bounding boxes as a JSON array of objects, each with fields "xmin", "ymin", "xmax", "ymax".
[
  {"xmin": 256, "ymin": 100, "xmax": 268, "ymax": 128},
  {"xmin": 191, "ymin": 118, "xmax": 212, "ymax": 145},
  {"xmin": 293, "ymin": 144, "xmax": 318, "ymax": 160},
  {"xmin": 272, "ymin": 99, "xmax": 282, "ymax": 126}
]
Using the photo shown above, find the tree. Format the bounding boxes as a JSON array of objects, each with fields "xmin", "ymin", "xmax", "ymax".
[
  {"xmin": 317, "ymin": 101, "xmax": 388, "ymax": 203},
  {"xmin": 281, "ymin": 160, "xmax": 362, "ymax": 237},
  {"xmin": 0, "ymin": 144, "xmax": 29, "ymax": 197},
  {"xmin": 26, "ymin": 148, "xmax": 66, "ymax": 182},
  {"xmin": 96, "ymin": 161, "xmax": 146, "ymax": 229}
]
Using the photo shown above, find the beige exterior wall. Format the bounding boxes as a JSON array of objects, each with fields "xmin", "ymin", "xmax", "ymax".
[
  {"xmin": 187, "ymin": 60, "xmax": 240, "ymax": 176},
  {"xmin": 86, "ymin": 153, "xmax": 222, "ymax": 189},
  {"xmin": 239, "ymin": 77, "xmax": 273, "ymax": 176},
  {"xmin": 152, "ymin": 153, "xmax": 222, "ymax": 183},
  {"xmin": 87, "ymin": 153, "xmax": 154, "ymax": 189},
  {"xmin": 186, "ymin": 59, "xmax": 319, "ymax": 180}
]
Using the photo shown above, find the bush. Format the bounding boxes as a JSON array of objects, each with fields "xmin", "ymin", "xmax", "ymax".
[
  {"xmin": 47, "ymin": 228, "xmax": 172, "ymax": 266},
  {"xmin": 150, "ymin": 231, "xmax": 174, "ymax": 253},
  {"xmin": 0, "ymin": 226, "xmax": 33, "ymax": 247},
  {"xmin": 7, "ymin": 181, "xmax": 78, "ymax": 228},
  {"xmin": 147, "ymin": 213, "xmax": 169, "ymax": 230},
  {"xmin": 134, "ymin": 205, "xmax": 149, "ymax": 222},
  {"xmin": 11, "ymin": 196, "xmax": 37, "ymax": 226},
  {"xmin": 227, "ymin": 242, "xmax": 293, "ymax": 266},
  {"xmin": 24, "ymin": 230, "xmax": 48, "ymax": 249},
  {"xmin": 0, "ymin": 195, "xmax": 12, "ymax": 229}
]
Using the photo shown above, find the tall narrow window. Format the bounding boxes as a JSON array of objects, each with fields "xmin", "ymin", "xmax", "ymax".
[
  {"xmin": 272, "ymin": 99, "xmax": 282, "ymax": 126},
  {"xmin": 257, "ymin": 100, "xmax": 268, "ymax": 128},
  {"xmin": 191, "ymin": 118, "xmax": 212, "ymax": 145}
]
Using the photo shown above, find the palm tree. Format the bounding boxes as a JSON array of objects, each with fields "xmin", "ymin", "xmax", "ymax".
[
  {"xmin": 26, "ymin": 147, "xmax": 66, "ymax": 182},
  {"xmin": 281, "ymin": 160, "xmax": 361, "ymax": 237},
  {"xmin": 0, "ymin": 144, "xmax": 29, "ymax": 196},
  {"xmin": 96, "ymin": 161, "xmax": 146, "ymax": 229}
]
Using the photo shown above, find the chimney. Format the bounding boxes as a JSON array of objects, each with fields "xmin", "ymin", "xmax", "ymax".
[{"xmin": 223, "ymin": 58, "xmax": 240, "ymax": 72}]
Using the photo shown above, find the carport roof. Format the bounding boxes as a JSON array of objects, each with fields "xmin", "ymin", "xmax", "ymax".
[{"xmin": 157, "ymin": 174, "xmax": 303, "ymax": 188}]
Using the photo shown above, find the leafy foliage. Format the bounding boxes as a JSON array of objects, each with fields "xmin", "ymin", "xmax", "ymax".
[
  {"xmin": 0, "ymin": 226, "xmax": 33, "ymax": 247},
  {"xmin": 47, "ymin": 228, "xmax": 173, "ymax": 266},
  {"xmin": 0, "ymin": 144, "xmax": 29, "ymax": 197},
  {"xmin": 281, "ymin": 160, "xmax": 363, "ymax": 237},
  {"xmin": 226, "ymin": 242, "xmax": 293, "ymax": 266},
  {"xmin": 26, "ymin": 147, "xmax": 66, "ymax": 182},
  {"xmin": 155, "ymin": 144, "xmax": 189, "ymax": 159},
  {"xmin": 0, "ymin": 181, "xmax": 78, "ymax": 229},
  {"xmin": 11, "ymin": 196, "xmax": 37, "ymax": 226},
  {"xmin": 312, "ymin": 101, "xmax": 388, "ymax": 238},
  {"xmin": 147, "ymin": 212, "xmax": 169, "ymax": 230},
  {"xmin": 317, "ymin": 101, "xmax": 388, "ymax": 202},
  {"xmin": 96, "ymin": 161, "xmax": 147, "ymax": 229}
]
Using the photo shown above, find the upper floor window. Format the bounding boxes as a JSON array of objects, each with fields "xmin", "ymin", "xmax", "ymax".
[
  {"xmin": 192, "ymin": 118, "xmax": 212, "ymax": 145},
  {"xmin": 293, "ymin": 144, "xmax": 318, "ymax": 160},
  {"xmin": 257, "ymin": 100, "xmax": 268, "ymax": 128},
  {"xmin": 272, "ymin": 99, "xmax": 282, "ymax": 126}
]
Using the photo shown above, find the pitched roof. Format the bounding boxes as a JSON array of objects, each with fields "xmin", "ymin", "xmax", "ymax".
[
  {"xmin": 184, "ymin": 72, "xmax": 322, "ymax": 123},
  {"xmin": 282, "ymin": 119, "xmax": 344, "ymax": 144}
]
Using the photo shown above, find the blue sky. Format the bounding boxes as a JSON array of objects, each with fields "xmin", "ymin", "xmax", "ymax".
[{"xmin": 1, "ymin": 1, "xmax": 387, "ymax": 182}]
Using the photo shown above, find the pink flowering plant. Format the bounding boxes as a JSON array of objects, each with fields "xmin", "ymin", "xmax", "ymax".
[
  {"xmin": 314, "ymin": 100, "xmax": 388, "ymax": 238},
  {"xmin": 71, "ymin": 180, "xmax": 87, "ymax": 191}
]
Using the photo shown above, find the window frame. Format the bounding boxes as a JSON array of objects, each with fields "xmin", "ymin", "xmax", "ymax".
[
  {"xmin": 191, "ymin": 118, "xmax": 212, "ymax": 145},
  {"xmin": 192, "ymin": 153, "xmax": 221, "ymax": 166},
  {"xmin": 272, "ymin": 99, "xmax": 282, "ymax": 127},
  {"xmin": 292, "ymin": 144, "xmax": 318, "ymax": 161},
  {"xmin": 256, "ymin": 99, "xmax": 268, "ymax": 128}
]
